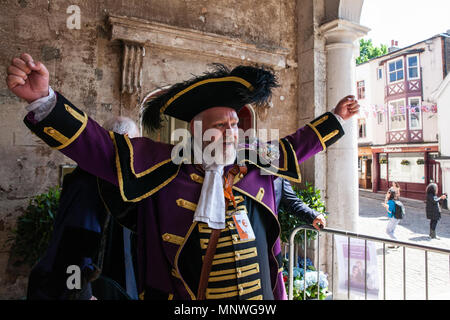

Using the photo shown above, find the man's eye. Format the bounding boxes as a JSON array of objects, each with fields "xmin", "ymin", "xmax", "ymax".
[{"xmin": 215, "ymin": 123, "xmax": 225, "ymax": 128}]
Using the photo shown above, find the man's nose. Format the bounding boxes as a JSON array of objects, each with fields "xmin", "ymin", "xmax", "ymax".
[
  {"xmin": 224, "ymin": 129, "xmax": 238, "ymax": 142},
  {"xmin": 224, "ymin": 121, "xmax": 233, "ymax": 130}
]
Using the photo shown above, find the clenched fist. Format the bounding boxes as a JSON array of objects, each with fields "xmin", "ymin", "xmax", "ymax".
[
  {"xmin": 6, "ymin": 53, "xmax": 50, "ymax": 103},
  {"xmin": 334, "ymin": 95, "xmax": 360, "ymax": 121}
]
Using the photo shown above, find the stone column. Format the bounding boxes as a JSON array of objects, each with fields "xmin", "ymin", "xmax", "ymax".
[
  {"xmin": 319, "ymin": 19, "xmax": 369, "ymax": 232},
  {"xmin": 319, "ymin": 19, "xmax": 368, "ymax": 300}
]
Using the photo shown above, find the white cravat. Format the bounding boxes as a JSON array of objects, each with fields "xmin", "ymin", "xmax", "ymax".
[
  {"xmin": 192, "ymin": 140, "xmax": 226, "ymax": 230},
  {"xmin": 193, "ymin": 162, "xmax": 226, "ymax": 229}
]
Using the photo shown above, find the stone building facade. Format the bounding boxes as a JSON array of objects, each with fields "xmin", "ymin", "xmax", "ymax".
[{"xmin": 0, "ymin": 0, "xmax": 367, "ymax": 299}]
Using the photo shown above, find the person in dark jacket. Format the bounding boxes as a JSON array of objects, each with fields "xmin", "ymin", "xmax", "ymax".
[
  {"xmin": 274, "ymin": 178, "xmax": 326, "ymax": 231},
  {"xmin": 426, "ymin": 183, "xmax": 447, "ymax": 239},
  {"xmin": 27, "ymin": 116, "xmax": 140, "ymax": 300}
]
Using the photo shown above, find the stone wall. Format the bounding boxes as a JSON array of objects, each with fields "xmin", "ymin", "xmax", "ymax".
[{"xmin": 0, "ymin": 0, "xmax": 300, "ymax": 299}]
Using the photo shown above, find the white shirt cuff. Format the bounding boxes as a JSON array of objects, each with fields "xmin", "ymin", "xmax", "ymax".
[
  {"xmin": 25, "ymin": 87, "xmax": 57, "ymax": 122},
  {"xmin": 331, "ymin": 107, "xmax": 345, "ymax": 126}
]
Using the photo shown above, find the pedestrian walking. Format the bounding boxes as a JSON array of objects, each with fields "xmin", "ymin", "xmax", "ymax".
[
  {"xmin": 426, "ymin": 183, "xmax": 447, "ymax": 239},
  {"xmin": 385, "ymin": 190, "xmax": 400, "ymax": 246},
  {"xmin": 385, "ymin": 181, "xmax": 400, "ymax": 203}
]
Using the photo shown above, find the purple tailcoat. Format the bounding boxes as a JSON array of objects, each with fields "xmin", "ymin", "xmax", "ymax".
[{"xmin": 24, "ymin": 92, "xmax": 342, "ymax": 300}]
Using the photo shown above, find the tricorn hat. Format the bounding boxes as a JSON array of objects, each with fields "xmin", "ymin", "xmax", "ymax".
[{"xmin": 141, "ymin": 63, "xmax": 278, "ymax": 131}]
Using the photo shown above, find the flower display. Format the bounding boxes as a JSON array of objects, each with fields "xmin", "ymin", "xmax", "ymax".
[
  {"xmin": 283, "ymin": 256, "xmax": 330, "ymax": 300},
  {"xmin": 400, "ymin": 159, "xmax": 410, "ymax": 165}
]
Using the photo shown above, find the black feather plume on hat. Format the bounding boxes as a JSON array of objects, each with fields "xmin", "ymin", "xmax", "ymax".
[
  {"xmin": 229, "ymin": 64, "xmax": 279, "ymax": 107},
  {"xmin": 140, "ymin": 64, "xmax": 278, "ymax": 132}
]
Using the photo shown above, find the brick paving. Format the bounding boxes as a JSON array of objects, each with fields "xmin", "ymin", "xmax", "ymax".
[{"xmin": 358, "ymin": 190, "xmax": 450, "ymax": 300}]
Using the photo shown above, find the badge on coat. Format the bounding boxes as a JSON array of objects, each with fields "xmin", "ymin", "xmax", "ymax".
[{"xmin": 232, "ymin": 211, "xmax": 255, "ymax": 241}]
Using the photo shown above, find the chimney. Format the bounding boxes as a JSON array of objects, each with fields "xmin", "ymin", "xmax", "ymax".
[{"xmin": 388, "ymin": 39, "xmax": 399, "ymax": 53}]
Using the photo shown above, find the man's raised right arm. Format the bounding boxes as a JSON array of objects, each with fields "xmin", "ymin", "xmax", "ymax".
[{"xmin": 6, "ymin": 53, "xmax": 118, "ymax": 185}]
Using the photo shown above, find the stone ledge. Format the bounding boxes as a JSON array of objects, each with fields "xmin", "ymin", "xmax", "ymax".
[{"xmin": 108, "ymin": 14, "xmax": 290, "ymax": 69}]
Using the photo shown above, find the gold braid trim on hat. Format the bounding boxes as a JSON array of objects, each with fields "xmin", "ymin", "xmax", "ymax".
[{"xmin": 159, "ymin": 76, "xmax": 254, "ymax": 114}]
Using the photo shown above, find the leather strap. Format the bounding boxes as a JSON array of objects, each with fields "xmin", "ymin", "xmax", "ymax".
[
  {"xmin": 196, "ymin": 164, "xmax": 247, "ymax": 300},
  {"xmin": 196, "ymin": 228, "xmax": 221, "ymax": 300}
]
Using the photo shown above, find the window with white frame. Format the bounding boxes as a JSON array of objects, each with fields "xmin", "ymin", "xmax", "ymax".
[
  {"xmin": 407, "ymin": 55, "xmax": 419, "ymax": 79},
  {"xmin": 388, "ymin": 58, "xmax": 404, "ymax": 83},
  {"xmin": 377, "ymin": 67, "xmax": 383, "ymax": 80},
  {"xmin": 389, "ymin": 99, "xmax": 406, "ymax": 131},
  {"xmin": 357, "ymin": 80, "xmax": 365, "ymax": 99},
  {"xmin": 409, "ymin": 97, "xmax": 422, "ymax": 129}
]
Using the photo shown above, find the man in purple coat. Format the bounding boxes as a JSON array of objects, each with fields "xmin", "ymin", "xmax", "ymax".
[{"xmin": 6, "ymin": 53, "xmax": 359, "ymax": 300}]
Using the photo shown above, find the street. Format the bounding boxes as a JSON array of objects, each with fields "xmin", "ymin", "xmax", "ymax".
[{"xmin": 358, "ymin": 190, "xmax": 450, "ymax": 300}]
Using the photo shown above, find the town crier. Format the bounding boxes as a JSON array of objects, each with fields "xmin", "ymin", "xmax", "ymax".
[{"xmin": 6, "ymin": 53, "xmax": 359, "ymax": 300}]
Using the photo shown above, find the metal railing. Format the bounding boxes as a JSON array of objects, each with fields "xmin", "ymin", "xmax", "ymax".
[{"xmin": 288, "ymin": 225, "xmax": 450, "ymax": 300}]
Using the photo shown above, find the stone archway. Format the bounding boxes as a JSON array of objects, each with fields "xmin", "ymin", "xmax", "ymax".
[{"xmin": 237, "ymin": 104, "xmax": 257, "ymax": 132}]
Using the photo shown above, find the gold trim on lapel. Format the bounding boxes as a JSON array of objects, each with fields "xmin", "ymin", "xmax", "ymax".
[
  {"xmin": 256, "ymin": 187, "xmax": 265, "ymax": 201},
  {"xmin": 232, "ymin": 186, "xmax": 274, "ymax": 217},
  {"xmin": 162, "ymin": 233, "xmax": 184, "ymax": 246},
  {"xmin": 190, "ymin": 173, "xmax": 204, "ymax": 184},
  {"xmin": 173, "ymin": 222, "xmax": 198, "ymax": 300},
  {"xmin": 171, "ymin": 268, "xmax": 181, "ymax": 279},
  {"xmin": 176, "ymin": 198, "xmax": 197, "ymax": 212},
  {"xmin": 124, "ymin": 135, "xmax": 173, "ymax": 178},
  {"xmin": 109, "ymin": 131, "xmax": 182, "ymax": 202}
]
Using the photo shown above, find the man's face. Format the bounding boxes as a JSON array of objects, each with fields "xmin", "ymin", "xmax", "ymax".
[{"xmin": 191, "ymin": 107, "xmax": 239, "ymax": 165}]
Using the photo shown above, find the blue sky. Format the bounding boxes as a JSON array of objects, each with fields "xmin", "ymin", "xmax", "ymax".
[{"xmin": 360, "ymin": 0, "xmax": 450, "ymax": 48}]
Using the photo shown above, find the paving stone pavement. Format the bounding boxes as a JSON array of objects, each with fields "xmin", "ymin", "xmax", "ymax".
[{"xmin": 357, "ymin": 190, "xmax": 450, "ymax": 300}]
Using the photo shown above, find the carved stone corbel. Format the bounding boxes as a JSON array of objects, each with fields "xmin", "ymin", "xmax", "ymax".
[{"xmin": 121, "ymin": 41, "xmax": 145, "ymax": 94}]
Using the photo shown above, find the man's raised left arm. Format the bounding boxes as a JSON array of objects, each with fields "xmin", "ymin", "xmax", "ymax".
[{"xmin": 283, "ymin": 95, "xmax": 360, "ymax": 164}]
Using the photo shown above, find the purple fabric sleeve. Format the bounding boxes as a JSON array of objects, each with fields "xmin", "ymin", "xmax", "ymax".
[{"xmin": 284, "ymin": 125, "xmax": 324, "ymax": 165}]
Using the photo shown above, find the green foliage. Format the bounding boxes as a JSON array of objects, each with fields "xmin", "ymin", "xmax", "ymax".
[
  {"xmin": 8, "ymin": 187, "xmax": 60, "ymax": 266},
  {"xmin": 356, "ymin": 38, "xmax": 388, "ymax": 65},
  {"xmin": 278, "ymin": 182, "xmax": 326, "ymax": 245},
  {"xmin": 292, "ymin": 284, "xmax": 329, "ymax": 300}
]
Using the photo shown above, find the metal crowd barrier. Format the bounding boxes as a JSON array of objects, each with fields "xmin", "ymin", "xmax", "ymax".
[{"xmin": 288, "ymin": 225, "xmax": 450, "ymax": 300}]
